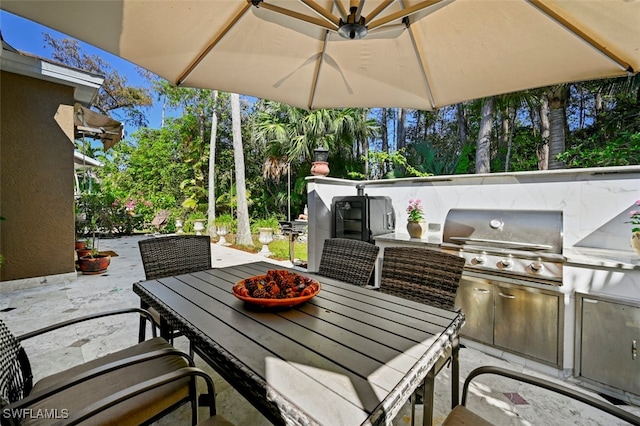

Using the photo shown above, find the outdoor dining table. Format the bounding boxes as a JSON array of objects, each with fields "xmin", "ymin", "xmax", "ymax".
[{"xmin": 133, "ymin": 261, "xmax": 465, "ymax": 426}]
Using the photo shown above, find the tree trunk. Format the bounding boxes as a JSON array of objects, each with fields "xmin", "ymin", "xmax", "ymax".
[
  {"xmin": 381, "ymin": 108, "xmax": 389, "ymax": 176},
  {"xmin": 456, "ymin": 103, "xmax": 467, "ymax": 152},
  {"xmin": 503, "ymin": 106, "xmax": 515, "ymax": 172},
  {"xmin": 207, "ymin": 90, "xmax": 218, "ymax": 236},
  {"xmin": 547, "ymin": 86, "xmax": 569, "ymax": 170},
  {"xmin": 397, "ymin": 108, "xmax": 406, "ymax": 149},
  {"xmin": 475, "ymin": 97, "xmax": 494, "ymax": 174},
  {"xmin": 231, "ymin": 93, "xmax": 253, "ymax": 246},
  {"xmin": 537, "ymin": 97, "xmax": 550, "ymax": 170}
]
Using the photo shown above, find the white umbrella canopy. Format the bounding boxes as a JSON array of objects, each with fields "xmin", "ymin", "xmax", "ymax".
[{"xmin": 3, "ymin": 0, "xmax": 639, "ymax": 110}]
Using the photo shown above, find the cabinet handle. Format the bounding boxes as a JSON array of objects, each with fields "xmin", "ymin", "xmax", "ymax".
[
  {"xmin": 633, "ymin": 340, "xmax": 637, "ymax": 361},
  {"xmin": 473, "ymin": 288, "xmax": 490, "ymax": 294},
  {"xmin": 498, "ymin": 292, "xmax": 516, "ymax": 299}
]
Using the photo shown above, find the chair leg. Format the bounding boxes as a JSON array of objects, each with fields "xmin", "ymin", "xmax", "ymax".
[{"xmin": 138, "ymin": 301, "xmax": 148, "ymax": 342}]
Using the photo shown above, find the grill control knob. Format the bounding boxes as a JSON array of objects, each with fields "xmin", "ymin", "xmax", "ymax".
[
  {"xmin": 472, "ymin": 256, "xmax": 486, "ymax": 265},
  {"xmin": 499, "ymin": 258, "xmax": 513, "ymax": 268},
  {"xmin": 529, "ymin": 261, "xmax": 544, "ymax": 272}
]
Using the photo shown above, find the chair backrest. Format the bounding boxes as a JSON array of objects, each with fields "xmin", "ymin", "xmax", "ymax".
[
  {"xmin": 379, "ymin": 247, "xmax": 465, "ymax": 310},
  {"xmin": 317, "ymin": 238, "xmax": 380, "ymax": 286},
  {"xmin": 138, "ymin": 235, "xmax": 212, "ymax": 280},
  {"xmin": 0, "ymin": 319, "xmax": 32, "ymax": 405}
]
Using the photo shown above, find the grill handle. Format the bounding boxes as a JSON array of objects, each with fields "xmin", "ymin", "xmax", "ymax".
[
  {"xmin": 449, "ymin": 237, "xmax": 553, "ymax": 251},
  {"xmin": 498, "ymin": 292, "xmax": 516, "ymax": 299}
]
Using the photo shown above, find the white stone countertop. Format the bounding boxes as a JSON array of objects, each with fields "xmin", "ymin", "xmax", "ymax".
[{"xmin": 564, "ymin": 247, "xmax": 640, "ymax": 270}]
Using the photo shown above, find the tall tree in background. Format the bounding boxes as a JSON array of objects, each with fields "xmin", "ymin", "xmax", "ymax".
[
  {"xmin": 44, "ymin": 34, "xmax": 152, "ymax": 128},
  {"xmin": 547, "ymin": 85, "xmax": 570, "ymax": 169},
  {"xmin": 207, "ymin": 90, "xmax": 219, "ymax": 235},
  {"xmin": 231, "ymin": 93, "xmax": 252, "ymax": 246},
  {"xmin": 396, "ymin": 108, "xmax": 407, "ymax": 149},
  {"xmin": 537, "ymin": 96, "xmax": 551, "ymax": 170},
  {"xmin": 476, "ymin": 97, "xmax": 495, "ymax": 173}
]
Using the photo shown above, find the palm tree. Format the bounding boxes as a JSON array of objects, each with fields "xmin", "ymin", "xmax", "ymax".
[
  {"xmin": 207, "ymin": 90, "xmax": 218, "ymax": 235},
  {"xmin": 547, "ymin": 85, "xmax": 570, "ymax": 169},
  {"xmin": 231, "ymin": 93, "xmax": 252, "ymax": 246},
  {"xmin": 252, "ymin": 101, "xmax": 376, "ymax": 177}
]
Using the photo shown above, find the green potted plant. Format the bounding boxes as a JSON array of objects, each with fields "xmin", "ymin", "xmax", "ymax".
[
  {"xmin": 76, "ymin": 192, "xmax": 111, "ymax": 274},
  {"xmin": 214, "ymin": 214, "xmax": 235, "ymax": 246}
]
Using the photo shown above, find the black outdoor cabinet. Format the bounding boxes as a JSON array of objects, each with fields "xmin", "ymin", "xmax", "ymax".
[{"xmin": 332, "ymin": 195, "xmax": 395, "ymax": 243}]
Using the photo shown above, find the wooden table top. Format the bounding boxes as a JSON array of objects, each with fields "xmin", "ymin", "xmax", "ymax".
[{"xmin": 133, "ymin": 261, "xmax": 464, "ymax": 426}]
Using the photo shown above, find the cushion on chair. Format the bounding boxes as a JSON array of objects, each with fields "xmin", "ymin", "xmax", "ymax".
[
  {"xmin": 442, "ymin": 405, "xmax": 494, "ymax": 425},
  {"xmin": 25, "ymin": 337, "xmax": 190, "ymax": 425}
]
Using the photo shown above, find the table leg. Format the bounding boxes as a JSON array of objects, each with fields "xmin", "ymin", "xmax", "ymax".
[
  {"xmin": 451, "ymin": 336, "xmax": 460, "ymax": 408},
  {"xmin": 159, "ymin": 316, "xmax": 172, "ymax": 341},
  {"xmin": 421, "ymin": 368, "xmax": 436, "ymax": 426}
]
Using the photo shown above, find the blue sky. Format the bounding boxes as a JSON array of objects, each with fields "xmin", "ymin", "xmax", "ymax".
[{"xmin": 1, "ymin": 11, "xmax": 167, "ymax": 134}]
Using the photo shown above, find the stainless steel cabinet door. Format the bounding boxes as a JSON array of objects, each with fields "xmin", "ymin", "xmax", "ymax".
[
  {"xmin": 580, "ymin": 298, "xmax": 640, "ymax": 395},
  {"xmin": 455, "ymin": 277, "xmax": 494, "ymax": 344},
  {"xmin": 494, "ymin": 286, "xmax": 560, "ymax": 365}
]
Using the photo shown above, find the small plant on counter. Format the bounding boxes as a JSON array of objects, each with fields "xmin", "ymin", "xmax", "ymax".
[
  {"xmin": 627, "ymin": 200, "xmax": 640, "ymax": 233},
  {"xmin": 406, "ymin": 199, "xmax": 424, "ymax": 222}
]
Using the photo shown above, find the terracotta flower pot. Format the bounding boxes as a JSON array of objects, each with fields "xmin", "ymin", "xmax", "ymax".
[
  {"xmin": 75, "ymin": 241, "xmax": 86, "ymax": 250},
  {"xmin": 78, "ymin": 254, "xmax": 111, "ymax": 275},
  {"xmin": 76, "ymin": 248, "xmax": 92, "ymax": 258}
]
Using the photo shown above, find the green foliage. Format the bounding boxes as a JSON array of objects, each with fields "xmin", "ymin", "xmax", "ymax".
[
  {"xmin": 267, "ymin": 239, "xmax": 308, "ymax": 262},
  {"xmin": 251, "ymin": 216, "xmax": 281, "ymax": 234},
  {"xmin": 559, "ymin": 131, "xmax": 640, "ymax": 168},
  {"xmin": 367, "ymin": 148, "xmax": 433, "ymax": 178},
  {"xmin": 75, "ymin": 190, "xmax": 144, "ymax": 239},
  {"xmin": 214, "ymin": 214, "xmax": 236, "ymax": 233}
]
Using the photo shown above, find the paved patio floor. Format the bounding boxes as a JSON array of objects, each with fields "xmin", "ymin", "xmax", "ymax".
[{"xmin": 2, "ymin": 235, "xmax": 639, "ymax": 425}]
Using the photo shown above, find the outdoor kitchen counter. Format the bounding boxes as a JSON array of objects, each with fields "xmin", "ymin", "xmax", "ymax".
[
  {"xmin": 374, "ymin": 232, "xmax": 442, "ymax": 248},
  {"xmin": 564, "ymin": 247, "xmax": 640, "ymax": 270}
]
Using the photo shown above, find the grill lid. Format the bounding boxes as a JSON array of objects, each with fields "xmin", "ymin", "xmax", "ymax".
[{"xmin": 442, "ymin": 209, "xmax": 563, "ymax": 255}]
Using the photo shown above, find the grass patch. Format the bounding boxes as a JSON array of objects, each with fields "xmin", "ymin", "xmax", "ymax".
[{"xmin": 219, "ymin": 234, "xmax": 308, "ymax": 262}]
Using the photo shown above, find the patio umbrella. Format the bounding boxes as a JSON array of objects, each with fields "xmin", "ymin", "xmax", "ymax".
[{"xmin": 2, "ymin": 0, "xmax": 639, "ymax": 110}]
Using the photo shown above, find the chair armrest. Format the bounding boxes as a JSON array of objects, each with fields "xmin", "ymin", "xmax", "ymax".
[
  {"xmin": 54, "ymin": 367, "xmax": 216, "ymax": 426},
  {"xmin": 16, "ymin": 308, "xmax": 157, "ymax": 341},
  {"xmin": 461, "ymin": 366, "xmax": 640, "ymax": 426},
  {"xmin": 4, "ymin": 347, "xmax": 195, "ymax": 411}
]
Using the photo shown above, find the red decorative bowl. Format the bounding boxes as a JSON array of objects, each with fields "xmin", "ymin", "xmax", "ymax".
[{"xmin": 232, "ymin": 270, "xmax": 320, "ymax": 308}]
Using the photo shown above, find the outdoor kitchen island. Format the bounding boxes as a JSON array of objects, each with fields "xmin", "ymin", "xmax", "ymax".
[
  {"xmin": 305, "ymin": 165, "xmax": 640, "ymax": 406},
  {"xmin": 372, "ymin": 232, "xmax": 640, "ymax": 405}
]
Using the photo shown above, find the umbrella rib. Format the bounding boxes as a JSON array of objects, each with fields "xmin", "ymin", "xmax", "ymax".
[
  {"xmin": 308, "ymin": 31, "xmax": 331, "ymax": 110},
  {"xmin": 177, "ymin": 3, "xmax": 251, "ymax": 85},
  {"xmin": 528, "ymin": 0, "xmax": 634, "ymax": 73},
  {"xmin": 260, "ymin": 2, "xmax": 338, "ymax": 30},
  {"xmin": 334, "ymin": 0, "xmax": 348, "ymax": 21},
  {"xmin": 369, "ymin": 0, "xmax": 444, "ymax": 30},
  {"xmin": 300, "ymin": 0, "xmax": 341, "ymax": 26},
  {"xmin": 405, "ymin": 11, "xmax": 436, "ymax": 110},
  {"xmin": 365, "ymin": 0, "xmax": 395, "ymax": 24}
]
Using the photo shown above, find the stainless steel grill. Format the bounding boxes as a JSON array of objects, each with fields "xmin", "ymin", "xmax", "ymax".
[{"xmin": 442, "ymin": 209, "xmax": 564, "ymax": 285}]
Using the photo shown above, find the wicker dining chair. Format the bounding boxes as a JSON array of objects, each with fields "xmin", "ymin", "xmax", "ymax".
[
  {"xmin": 379, "ymin": 246, "xmax": 465, "ymax": 311},
  {"xmin": 317, "ymin": 238, "xmax": 380, "ymax": 287},
  {"xmin": 138, "ymin": 235, "xmax": 212, "ymax": 343},
  {"xmin": 0, "ymin": 309, "xmax": 220, "ymax": 426}
]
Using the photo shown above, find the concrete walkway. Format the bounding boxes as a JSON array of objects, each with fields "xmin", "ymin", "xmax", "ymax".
[{"xmin": 2, "ymin": 235, "xmax": 639, "ymax": 425}]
